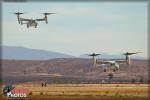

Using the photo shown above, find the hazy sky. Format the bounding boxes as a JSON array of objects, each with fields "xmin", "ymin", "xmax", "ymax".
[{"xmin": 2, "ymin": 2, "xmax": 148, "ymax": 57}]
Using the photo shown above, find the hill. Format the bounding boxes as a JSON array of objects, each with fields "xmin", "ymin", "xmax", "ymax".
[
  {"xmin": 1, "ymin": 58, "xmax": 149, "ymax": 84},
  {"xmin": 1, "ymin": 45, "xmax": 75, "ymax": 60}
]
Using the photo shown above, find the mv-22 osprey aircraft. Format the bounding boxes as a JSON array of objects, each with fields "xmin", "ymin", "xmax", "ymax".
[
  {"xmin": 14, "ymin": 12, "xmax": 55, "ymax": 28},
  {"xmin": 88, "ymin": 52, "xmax": 141, "ymax": 72}
]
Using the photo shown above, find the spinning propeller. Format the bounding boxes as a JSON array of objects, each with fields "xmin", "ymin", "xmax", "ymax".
[
  {"xmin": 123, "ymin": 52, "xmax": 141, "ymax": 56},
  {"xmin": 13, "ymin": 12, "xmax": 25, "ymax": 24},
  {"xmin": 87, "ymin": 53, "xmax": 102, "ymax": 68},
  {"xmin": 13, "ymin": 12, "xmax": 24, "ymax": 15},
  {"xmin": 122, "ymin": 52, "xmax": 141, "ymax": 64},
  {"xmin": 88, "ymin": 53, "xmax": 101, "ymax": 57},
  {"xmin": 41, "ymin": 12, "xmax": 55, "ymax": 24},
  {"xmin": 42, "ymin": 12, "xmax": 55, "ymax": 15}
]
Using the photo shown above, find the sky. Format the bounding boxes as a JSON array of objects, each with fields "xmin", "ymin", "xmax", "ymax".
[{"xmin": 2, "ymin": 2, "xmax": 148, "ymax": 58}]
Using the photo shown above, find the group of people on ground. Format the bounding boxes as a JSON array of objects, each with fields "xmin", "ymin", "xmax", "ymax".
[{"xmin": 41, "ymin": 81, "xmax": 47, "ymax": 87}]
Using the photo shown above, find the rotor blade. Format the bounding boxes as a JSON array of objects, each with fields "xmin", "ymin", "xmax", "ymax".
[
  {"xmin": 88, "ymin": 53, "xmax": 101, "ymax": 56},
  {"xmin": 13, "ymin": 12, "xmax": 24, "ymax": 15},
  {"xmin": 123, "ymin": 52, "xmax": 141, "ymax": 55},
  {"xmin": 42, "ymin": 12, "xmax": 55, "ymax": 15},
  {"xmin": 13, "ymin": 13, "xmax": 23, "ymax": 15}
]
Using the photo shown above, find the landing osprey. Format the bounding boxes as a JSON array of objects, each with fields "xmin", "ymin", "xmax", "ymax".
[{"xmin": 14, "ymin": 12, "xmax": 55, "ymax": 28}]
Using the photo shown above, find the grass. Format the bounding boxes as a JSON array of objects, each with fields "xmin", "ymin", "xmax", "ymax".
[
  {"xmin": 27, "ymin": 96, "xmax": 150, "ymax": 100},
  {"xmin": 1, "ymin": 84, "xmax": 150, "ymax": 100}
]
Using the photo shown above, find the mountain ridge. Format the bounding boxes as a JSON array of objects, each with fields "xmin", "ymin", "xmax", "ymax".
[
  {"xmin": 1, "ymin": 45, "xmax": 147, "ymax": 60},
  {"xmin": 1, "ymin": 45, "xmax": 75, "ymax": 60}
]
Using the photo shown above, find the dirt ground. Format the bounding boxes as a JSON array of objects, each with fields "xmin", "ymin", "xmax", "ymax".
[{"xmin": 1, "ymin": 84, "xmax": 150, "ymax": 100}]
